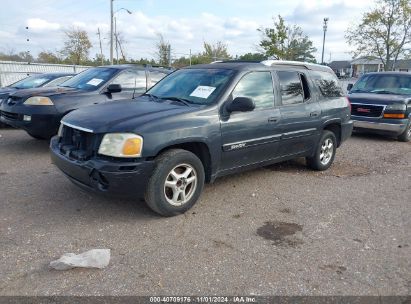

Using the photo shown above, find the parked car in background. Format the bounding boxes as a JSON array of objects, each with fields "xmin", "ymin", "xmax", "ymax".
[
  {"xmin": 0, "ymin": 72, "xmax": 74, "ymax": 127},
  {"xmin": 347, "ymin": 72, "xmax": 411, "ymax": 142},
  {"xmin": 50, "ymin": 60, "xmax": 352, "ymax": 216},
  {"xmin": 0, "ymin": 65, "xmax": 171, "ymax": 139}
]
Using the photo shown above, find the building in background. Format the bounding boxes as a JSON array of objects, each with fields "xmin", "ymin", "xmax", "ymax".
[{"xmin": 328, "ymin": 61, "xmax": 351, "ymax": 78}]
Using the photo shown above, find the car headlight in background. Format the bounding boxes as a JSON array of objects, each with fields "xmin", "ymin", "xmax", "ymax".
[
  {"xmin": 385, "ymin": 104, "xmax": 406, "ymax": 111},
  {"xmin": 23, "ymin": 96, "xmax": 54, "ymax": 105},
  {"xmin": 98, "ymin": 133, "xmax": 143, "ymax": 158}
]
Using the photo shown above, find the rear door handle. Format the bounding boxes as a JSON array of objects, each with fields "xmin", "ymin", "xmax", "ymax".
[
  {"xmin": 268, "ymin": 117, "xmax": 279, "ymax": 123},
  {"xmin": 310, "ymin": 111, "xmax": 320, "ymax": 117}
]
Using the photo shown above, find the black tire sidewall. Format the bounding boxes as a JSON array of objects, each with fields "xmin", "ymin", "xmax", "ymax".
[
  {"xmin": 310, "ymin": 131, "xmax": 337, "ymax": 171},
  {"xmin": 398, "ymin": 118, "xmax": 411, "ymax": 142},
  {"xmin": 145, "ymin": 149, "xmax": 205, "ymax": 216}
]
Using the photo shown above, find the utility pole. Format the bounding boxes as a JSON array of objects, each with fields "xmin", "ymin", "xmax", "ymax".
[
  {"xmin": 115, "ymin": 17, "xmax": 118, "ymax": 63},
  {"xmin": 110, "ymin": 0, "xmax": 114, "ymax": 65},
  {"xmin": 168, "ymin": 45, "xmax": 172, "ymax": 67},
  {"xmin": 97, "ymin": 28, "xmax": 104, "ymax": 65},
  {"xmin": 321, "ymin": 17, "xmax": 329, "ymax": 65},
  {"xmin": 189, "ymin": 49, "xmax": 192, "ymax": 66}
]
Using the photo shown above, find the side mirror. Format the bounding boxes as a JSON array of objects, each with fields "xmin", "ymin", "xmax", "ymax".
[
  {"xmin": 347, "ymin": 83, "xmax": 353, "ymax": 91},
  {"xmin": 227, "ymin": 97, "xmax": 255, "ymax": 113},
  {"xmin": 106, "ymin": 84, "xmax": 122, "ymax": 93}
]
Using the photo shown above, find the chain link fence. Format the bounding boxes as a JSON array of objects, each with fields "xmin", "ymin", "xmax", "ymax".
[{"xmin": 0, "ymin": 61, "xmax": 90, "ymax": 87}]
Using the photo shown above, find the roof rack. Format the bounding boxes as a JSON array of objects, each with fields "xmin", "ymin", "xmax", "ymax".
[{"xmin": 261, "ymin": 60, "xmax": 333, "ymax": 72}]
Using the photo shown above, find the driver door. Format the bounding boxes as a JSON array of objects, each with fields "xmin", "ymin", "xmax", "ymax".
[{"xmin": 220, "ymin": 71, "xmax": 282, "ymax": 171}]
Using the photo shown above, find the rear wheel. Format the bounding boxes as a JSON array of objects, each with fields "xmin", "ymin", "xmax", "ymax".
[
  {"xmin": 398, "ymin": 119, "xmax": 411, "ymax": 142},
  {"xmin": 145, "ymin": 149, "xmax": 205, "ymax": 217},
  {"xmin": 306, "ymin": 130, "xmax": 337, "ymax": 171}
]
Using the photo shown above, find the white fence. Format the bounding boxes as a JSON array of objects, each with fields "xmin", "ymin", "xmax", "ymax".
[{"xmin": 0, "ymin": 61, "xmax": 91, "ymax": 87}]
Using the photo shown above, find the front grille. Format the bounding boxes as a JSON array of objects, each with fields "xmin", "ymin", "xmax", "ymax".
[
  {"xmin": 58, "ymin": 125, "xmax": 99, "ymax": 161},
  {"xmin": 1, "ymin": 111, "xmax": 20, "ymax": 121},
  {"xmin": 351, "ymin": 103, "xmax": 384, "ymax": 118}
]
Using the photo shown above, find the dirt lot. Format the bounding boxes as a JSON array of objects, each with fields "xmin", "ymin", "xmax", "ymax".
[{"xmin": 0, "ymin": 128, "xmax": 410, "ymax": 296}]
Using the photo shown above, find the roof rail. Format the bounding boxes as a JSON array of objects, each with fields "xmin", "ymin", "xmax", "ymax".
[{"xmin": 261, "ymin": 60, "xmax": 332, "ymax": 72}]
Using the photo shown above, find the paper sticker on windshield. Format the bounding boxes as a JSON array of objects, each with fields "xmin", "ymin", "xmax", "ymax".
[
  {"xmin": 190, "ymin": 86, "xmax": 216, "ymax": 99},
  {"xmin": 86, "ymin": 78, "xmax": 104, "ymax": 86}
]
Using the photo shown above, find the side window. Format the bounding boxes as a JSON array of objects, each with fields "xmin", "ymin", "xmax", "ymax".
[
  {"xmin": 112, "ymin": 70, "xmax": 147, "ymax": 92},
  {"xmin": 311, "ymin": 71, "xmax": 344, "ymax": 98},
  {"xmin": 232, "ymin": 72, "xmax": 274, "ymax": 109},
  {"xmin": 277, "ymin": 71, "xmax": 304, "ymax": 105},
  {"xmin": 44, "ymin": 76, "xmax": 72, "ymax": 87},
  {"xmin": 149, "ymin": 71, "xmax": 168, "ymax": 88}
]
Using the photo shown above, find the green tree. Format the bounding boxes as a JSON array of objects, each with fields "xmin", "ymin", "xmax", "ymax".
[
  {"xmin": 258, "ymin": 15, "xmax": 317, "ymax": 62},
  {"xmin": 238, "ymin": 52, "xmax": 267, "ymax": 61},
  {"xmin": 37, "ymin": 51, "xmax": 61, "ymax": 64},
  {"xmin": 62, "ymin": 27, "xmax": 92, "ymax": 65},
  {"xmin": 346, "ymin": 0, "xmax": 411, "ymax": 71},
  {"xmin": 202, "ymin": 41, "xmax": 231, "ymax": 61},
  {"xmin": 155, "ymin": 34, "xmax": 171, "ymax": 66}
]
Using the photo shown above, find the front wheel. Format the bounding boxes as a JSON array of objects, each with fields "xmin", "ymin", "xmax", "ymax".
[
  {"xmin": 397, "ymin": 119, "xmax": 411, "ymax": 142},
  {"xmin": 306, "ymin": 130, "xmax": 337, "ymax": 171},
  {"xmin": 145, "ymin": 149, "xmax": 205, "ymax": 217}
]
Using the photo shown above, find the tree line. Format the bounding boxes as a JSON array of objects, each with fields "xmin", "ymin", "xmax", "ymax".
[{"xmin": 1, "ymin": 0, "xmax": 409, "ymax": 70}]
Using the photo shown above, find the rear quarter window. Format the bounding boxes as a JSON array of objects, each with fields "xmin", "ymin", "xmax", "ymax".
[{"xmin": 311, "ymin": 71, "xmax": 344, "ymax": 98}]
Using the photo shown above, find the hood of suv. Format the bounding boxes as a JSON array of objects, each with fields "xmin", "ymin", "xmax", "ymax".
[
  {"xmin": 62, "ymin": 99, "xmax": 195, "ymax": 134},
  {"xmin": 347, "ymin": 92, "xmax": 411, "ymax": 105},
  {"xmin": 10, "ymin": 86, "xmax": 80, "ymax": 99},
  {"xmin": 0, "ymin": 87, "xmax": 17, "ymax": 95}
]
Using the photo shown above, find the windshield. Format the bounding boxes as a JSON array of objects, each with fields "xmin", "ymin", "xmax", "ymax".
[
  {"xmin": 147, "ymin": 69, "xmax": 235, "ymax": 105},
  {"xmin": 60, "ymin": 67, "xmax": 118, "ymax": 90},
  {"xmin": 10, "ymin": 74, "xmax": 56, "ymax": 89},
  {"xmin": 351, "ymin": 74, "xmax": 411, "ymax": 95}
]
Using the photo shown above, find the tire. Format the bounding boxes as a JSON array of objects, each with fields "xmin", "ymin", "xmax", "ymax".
[
  {"xmin": 397, "ymin": 119, "xmax": 411, "ymax": 142},
  {"xmin": 306, "ymin": 130, "xmax": 337, "ymax": 171},
  {"xmin": 145, "ymin": 149, "xmax": 205, "ymax": 217}
]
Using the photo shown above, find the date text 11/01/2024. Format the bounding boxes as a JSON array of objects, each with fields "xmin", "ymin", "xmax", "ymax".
[{"xmin": 149, "ymin": 296, "xmax": 256, "ymax": 303}]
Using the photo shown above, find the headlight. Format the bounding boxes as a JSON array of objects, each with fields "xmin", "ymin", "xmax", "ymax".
[
  {"xmin": 98, "ymin": 133, "xmax": 143, "ymax": 158},
  {"xmin": 24, "ymin": 96, "xmax": 54, "ymax": 105},
  {"xmin": 385, "ymin": 104, "xmax": 406, "ymax": 111}
]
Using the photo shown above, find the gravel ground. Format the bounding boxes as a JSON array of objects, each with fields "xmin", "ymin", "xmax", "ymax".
[{"xmin": 0, "ymin": 128, "xmax": 409, "ymax": 296}]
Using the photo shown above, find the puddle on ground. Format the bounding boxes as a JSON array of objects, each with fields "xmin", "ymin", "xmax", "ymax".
[{"xmin": 257, "ymin": 221, "xmax": 303, "ymax": 247}]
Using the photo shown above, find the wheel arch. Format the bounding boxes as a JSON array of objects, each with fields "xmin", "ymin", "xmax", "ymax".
[{"xmin": 152, "ymin": 141, "xmax": 213, "ymax": 183}]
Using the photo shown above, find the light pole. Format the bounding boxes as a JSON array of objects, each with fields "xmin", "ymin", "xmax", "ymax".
[
  {"xmin": 110, "ymin": 3, "xmax": 132, "ymax": 65},
  {"xmin": 110, "ymin": 0, "xmax": 114, "ymax": 65},
  {"xmin": 321, "ymin": 17, "xmax": 329, "ymax": 65}
]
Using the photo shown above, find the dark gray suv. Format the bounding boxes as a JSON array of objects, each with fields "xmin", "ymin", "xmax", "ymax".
[{"xmin": 51, "ymin": 60, "xmax": 353, "ymax": 216}]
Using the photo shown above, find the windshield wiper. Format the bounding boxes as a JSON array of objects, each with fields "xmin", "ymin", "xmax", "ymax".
[{"xmin": 160, "ymin": 96, "xmax": 191, "ymax": 107}]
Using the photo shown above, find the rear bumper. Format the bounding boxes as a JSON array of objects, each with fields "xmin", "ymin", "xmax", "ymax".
[
  {"xmin": 353, "ymin": 119, "xmax": 408, "ymax": 135},
  {"xmin": 340, "ymin": 120, "xmax": 353, "ymax": 144},
  {"xmin": 50, "ymin": 137, "xmax": 155, "ymax": 198}
]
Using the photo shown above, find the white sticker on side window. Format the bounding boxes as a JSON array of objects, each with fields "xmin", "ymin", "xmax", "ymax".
[
  {"xmin": 86, "ymin": 78, "xmax": 104, "ymax": 86},
  {"xmin": 189, "ymin": 86, "xmax": 216, "ymax": 99}
]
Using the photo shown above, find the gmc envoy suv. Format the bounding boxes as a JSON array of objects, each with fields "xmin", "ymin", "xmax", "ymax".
[{"xmin": 50, "ymin": 61, "xmax": 353, "ymax": 216}]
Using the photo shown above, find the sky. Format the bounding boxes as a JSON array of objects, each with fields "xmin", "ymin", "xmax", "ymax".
[{"xmin": 0, "ymin": 0, "xmax": 376, "ymax": 63}]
